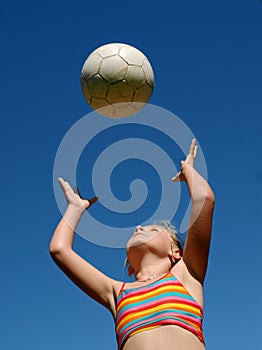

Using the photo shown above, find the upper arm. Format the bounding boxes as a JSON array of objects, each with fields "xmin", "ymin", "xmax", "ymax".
[
  {"xmin": 50, "ymin": 249, "xmax": 117, "ymax": 313},
  {"xmin": 182, "ymin": 194, "xmax": 215, "ymax": 284}
]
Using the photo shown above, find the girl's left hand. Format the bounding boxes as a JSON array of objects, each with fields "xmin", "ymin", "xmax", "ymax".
[
  {"xmin": 172, "ymin": 139, "xmax": 198, "ymax": 182},
  {"xmin": 58, "ymin": 177, "xmax": 98, "ymax": 212}
]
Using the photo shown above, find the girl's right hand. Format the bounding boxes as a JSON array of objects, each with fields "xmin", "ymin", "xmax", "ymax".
[
  {"xmin": 171, "ymin": 139, "xmax": 198, "ymax": 182},
  {"xmin": 58, "ymin": 177, "xmax": 98, "ymax": 212}
]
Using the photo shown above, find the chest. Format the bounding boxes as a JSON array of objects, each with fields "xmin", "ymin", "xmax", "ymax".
[{"xmin": 116, "ymin": 277, "xmax": 203, "ymax": 322}]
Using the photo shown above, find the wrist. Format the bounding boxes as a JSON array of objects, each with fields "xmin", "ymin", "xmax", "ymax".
[
  {"xmin": 66, "ymin": 204, "xmax": 86, "ymax": 216},
  {"xmin": 62, "ymin": 204, "xmax": 85, "ymax": 230},
  {"xmin": 182, "ymin": 164, "xmax": 195, "ymax": 184}
]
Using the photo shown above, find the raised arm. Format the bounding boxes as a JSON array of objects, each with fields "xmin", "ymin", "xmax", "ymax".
[
  {"xmin": 172, "ymin": 140, "xmax": 215, "ymax": 284},
  {"xmin": 50, "ymin": 178, "xmax": 117, "ymax": 314}
]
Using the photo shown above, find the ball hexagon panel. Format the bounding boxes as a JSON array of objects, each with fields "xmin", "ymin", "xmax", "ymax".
[
  {"xmin": 95, "ymin": 44, "xmax": 120, "ymax": 58},
  {"xmin": 90, "ymin": 97, "xmax": 111, "ymax": 109},
  {"xmin": 119, "ymin": 45, "xmax": 145, "ymax": 66},
  {"xmin": 99, "ymin": 56, "xmax": 128, "ymax": 83},
  {"xmin": 142, "ymin": 60, "xmax": 154, "ymax": 87},
  {"xmin": 80, "ymin": 75, "xmax": 92, "ymax": 103},
  {"xmin": 125, "ymin": 66, "xmax": 146, "ymax": 89},
  {"xmin": 87, "ymin": 74, "xmax": 108, "ymax": 98},
  {"xmin": 82, "ymin": 53, "xmax": 102, "ymax": 80},
  {"xmin": 107, "ymin": 81, "xmax": 134, "ymax": 104},
  {"xmin": 133, "ymin": 83, "xmax": 153, "ymax": 103}
]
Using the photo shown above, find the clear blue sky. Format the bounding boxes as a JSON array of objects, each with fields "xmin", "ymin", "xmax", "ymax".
[{"xmin": 2, "ymin": 1, "xmax": 261, "ymax": 349}]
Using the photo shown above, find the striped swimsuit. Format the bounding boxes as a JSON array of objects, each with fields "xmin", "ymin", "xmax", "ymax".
[{"xmin": 115, "ymin": 272, "xmax": 204, "ymax": 350}]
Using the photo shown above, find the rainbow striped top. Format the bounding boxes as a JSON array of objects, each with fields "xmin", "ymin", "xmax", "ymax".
[{"xmin": 115, "ymin": 272, "xmax": 204, "ymax": 350}]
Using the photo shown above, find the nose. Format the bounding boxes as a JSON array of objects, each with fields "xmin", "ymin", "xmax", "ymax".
[{"xmin": 134, "ymin": 225, "xmax": 143, "ymax": 233}]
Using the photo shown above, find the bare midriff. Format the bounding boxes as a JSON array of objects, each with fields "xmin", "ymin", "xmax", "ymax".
[{"xmin": 122, "ymin": 325, "xmax": 205, "ymax": 350}]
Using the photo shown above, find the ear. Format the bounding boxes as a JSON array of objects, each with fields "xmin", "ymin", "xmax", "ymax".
[
  {"xmin": 168, "ymin": 248, "xmax": 182, "ymax": 264},
  {"xmin": 128, "ymin": 265, "xmax": 135, "ymax": 276}
]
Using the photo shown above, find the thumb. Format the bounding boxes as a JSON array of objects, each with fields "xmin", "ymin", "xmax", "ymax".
[
  {"xmin": 171, "ymin": 171, "xmax": 181, "ymax": 182},
  {"xmin": 88, "ymin": 196, "xmax": 99, "ymax": 207},
  {"xmin": 73, "ymin": 186, "xmax": 80, "ymax": 196}
]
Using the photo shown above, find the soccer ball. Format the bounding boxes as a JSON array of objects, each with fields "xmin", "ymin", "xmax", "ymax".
[{"xmin": 80, "ymin": 43, "xmax": 154, "ymax": 118}]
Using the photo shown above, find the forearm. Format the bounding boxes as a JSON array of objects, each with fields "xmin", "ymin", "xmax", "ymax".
[
  {"xmin": 50, "ymin": 205, "xmax": 84, "ymax": 254},
  {"xmin": 184, "ymin": 166, "xmax": 215, "ymax": 203}
]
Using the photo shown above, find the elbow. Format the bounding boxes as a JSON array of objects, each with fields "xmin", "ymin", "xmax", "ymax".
[
  {"xmin": 202, "ymin": 192, "xmax": 215, "ymax": 210},
  {"xmin": 49, "ymin": 247, "xmax": 69, "ymax": 265},
  {"xmin": 192, "ymin": 189, "xmax": 215, "ymax": 207},
  {"xmin": 49, "ymin": 244, "xmax": 59, "ymax": 258},
  {"xmin": 205, "ymin": 189, "xmax": 215, "ymax": 205},
  {"xmin": 208, "ymin": 185, "xmax": 215, "ymax": 203},
  {"xmin": 49, "ymin": 243, "xmax": 68, "ymax": 260},
  {"xmin": 202, "ymin": 184, "xmax": 215, "ymax": 204},
  {"xmin": 49, "ymin": 245, "xmax": 60, "ymax": 261}
]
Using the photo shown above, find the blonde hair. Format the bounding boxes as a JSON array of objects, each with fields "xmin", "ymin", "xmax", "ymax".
[
  {"xmin": 124, "ymin": 221, "xmax": 183, "ymax": 271},
  {"xmin": 154, "ymin": 220, "xmax": 183, "ymax": 252}
]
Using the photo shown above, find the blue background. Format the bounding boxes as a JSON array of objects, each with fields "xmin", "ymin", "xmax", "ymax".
[{"xmin": 2, "ymin": 0, "xmax": 261, "ymax": 349}]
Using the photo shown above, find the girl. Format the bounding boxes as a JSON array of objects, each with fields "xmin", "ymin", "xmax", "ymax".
[{"xmin": 50, "ymin": 139, "xmax": 215, "ymax": 350}]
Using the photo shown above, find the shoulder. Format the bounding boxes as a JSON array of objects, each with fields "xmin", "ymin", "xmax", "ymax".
[
  {"xmin": 113, "ymin": 279, "xmax": 125, "ymax": 297},
  {"xmin": 112, "ymin": 279, "xmax": 142, "ymax": 296},
  {"xmin": 109, "ymin": 279, "xmax": 126, "ymax": 317},
  {"xmin": 171, "ymin": 259, "xmax": 204, "ymax": 307}
]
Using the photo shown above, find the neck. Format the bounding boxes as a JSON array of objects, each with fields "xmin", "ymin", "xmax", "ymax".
[
  {"xmin": 136, "ymin": 271, "xmax": 168, "ymax": 282},
  {"xmin": 134, "ymin": 259, "xmax": 170, "ymax": 282}
]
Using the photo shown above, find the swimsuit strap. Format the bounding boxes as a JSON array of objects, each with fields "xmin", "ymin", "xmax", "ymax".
[{"xmin": 119, "ymin": 282, "xmax": 126, "ymax": 293}]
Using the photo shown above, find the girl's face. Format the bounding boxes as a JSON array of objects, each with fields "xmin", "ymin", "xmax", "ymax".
[{"xmin": 126, "ymin": 225, "xmax": 172, "ymax": 251}]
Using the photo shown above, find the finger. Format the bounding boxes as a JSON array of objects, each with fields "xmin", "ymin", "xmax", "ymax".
[
  {"xmin": 171, "ymin": 171, "xmax": 181, "ymax": 182},
  {"xmin": 73, "ymin": 186, "xmax": 81, "ymax": 196},
  {"xmin": 74, "ymin": 186, "xmax": 87, "ymax": 200},
  {"xmin": 58, "ymin": 177, "xmax": 64, "ymax": 185},
  {"xmin": 193, "ymin": 145, "xmax": 198, "ymax": 159},
  {"xmin": 58, "ymin": 177, "xmax": 73, "ymax": 194},
  {"xmin": 75, "ymin": 185, "xmax": 99, "ymax": 206},
  {"xmin": 185, "ymin": 153, "xmax": 191, "ymax": 162},
  {"xmin": 87, "ymin": 196, "xmax": 99, "ymax": 207},
  {"xmin": 189, "ymin": 139, "xmax": 196, "ymax": 156},
  {"xmin": 171, "ymin": 177, "xmax": 179, "ymax": 182}
]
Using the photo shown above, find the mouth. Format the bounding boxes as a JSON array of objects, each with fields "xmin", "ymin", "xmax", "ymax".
[{"xmin": 133, "ymin": 230, "xmax": 144, "ymax": 237}]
